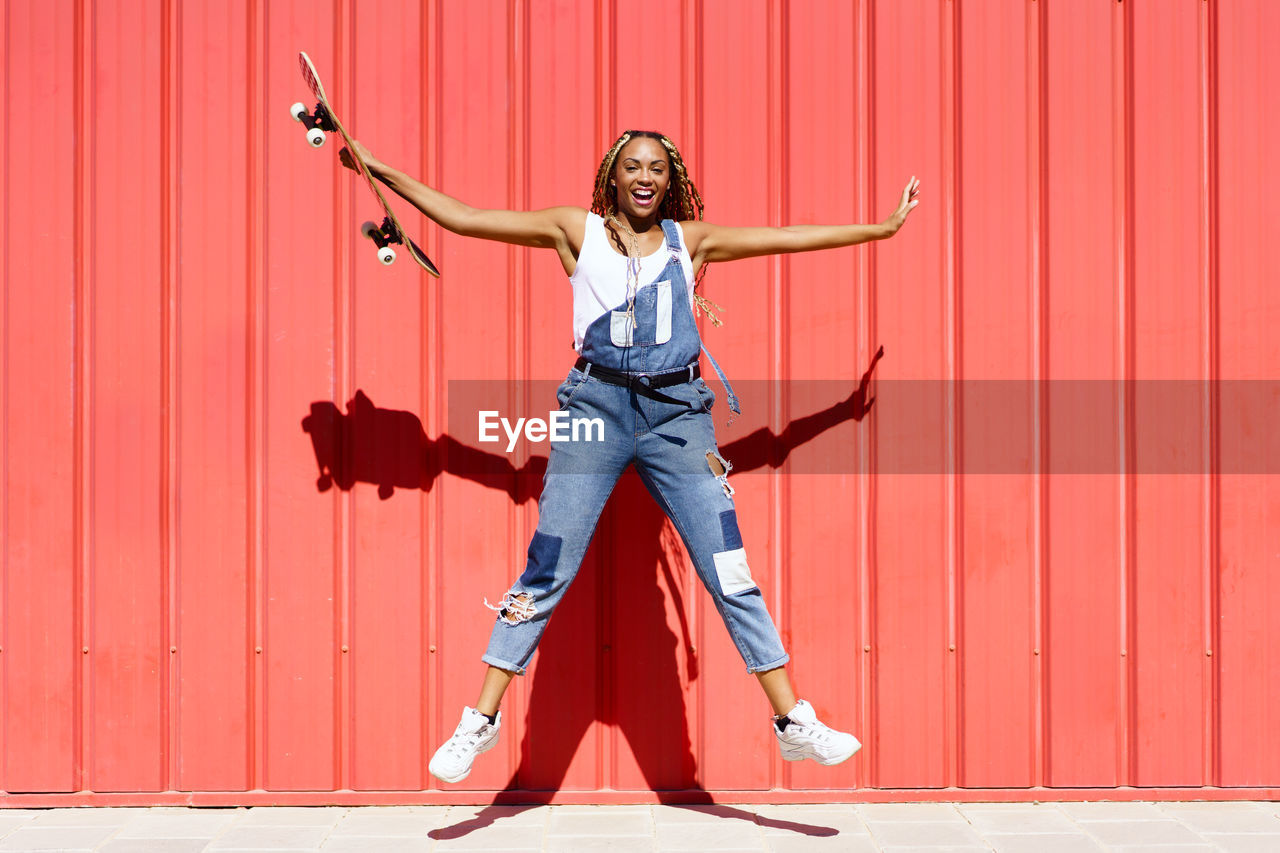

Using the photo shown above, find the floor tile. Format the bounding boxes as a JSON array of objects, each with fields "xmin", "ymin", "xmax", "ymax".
[
  {"xmin": 1080, "ymin": 818, "xmax": 1207, "ymax": 846},
  {"xmin": 864, "ymin": 820, "xmax": 985, "ymax": 847},
  {"xmin": 1111, "ymin": 846, "xmax": 1218, "ymax": 853},
  {"xmin": 988, "ymin": 833, "xmax": 1105, "ymax": 853},
  {"xmin": 0, "ymin": 815, "xmax": 37, "ymax": 839},
  {"xmin": 857, "ymin": 804, "xmax": 963, "ymax": 822},
  {"xmin": 654, "ymin": 818, "xmax": 765, "ymax": 850},
  {"xmin": 204, "ymin": 825, "xmax": 331, "ymax": 850},
  {"xmin": 879, "ymin": 847, "xmax": 990, "ymax": 853},
  {"xmin": 1158, "ymin": 801, "xmax": 1280, "ymax": 833},
  {"xmin": 29, "ymin": 808, "xmax": 145, "ymax": 827},
  {"xmin": 428, "ymin": 822, "xmax": 544, "ymax": 851},
  {"xmin": 1202, "ymin": 834, "xmax": 1280, "ymax": 853},
  {"xmin": 753, "ymin": 808, "xmax": 867, "ymax": 838},
  {"xmin": 767, "ymin": 835, "xmax": 877, "ymax": 853},
  {"xmin": 654, "ymin": 805, "xmax": 753, "ymax": 824},
  {"xmin": 958, "ymin": 803, "xmax": 1079, "ymax": 835},
  {"xmin": 0, "ymin": 826, "xmax": 120, "ymax": 851},
  {"xmin": 320, "ymin": 838, "xmax": 434, "ymax": 853},
  {"xmin": 234, "ymin": 807, "xmax": 348, "ymax": 827},
  {"xmin": 1057, "ymin": 802, "xmax": 1168, "ymax": 822},
  {"xmin": 99, "ymin": 841, "xmax": 210, "ymax": 853},
  {"xmin": 115, "ymin": 808, "xmax": 241, "ymax": 838},
  {"xmin": 544, "ymin": 838, "xmax": 656, "ymax": 853},
  {"xmin": 547, "ymin": 810, "xmax": 652, "ymax": 836},
  {"xmin": 328, "ymin": 808, "xmax": 449, "ymax": 836}
]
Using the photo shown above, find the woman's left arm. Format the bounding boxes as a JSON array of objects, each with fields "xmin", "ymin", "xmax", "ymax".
[{"xmin": 686, "ymin": 177, "xmax": 920, "ymax": 266}]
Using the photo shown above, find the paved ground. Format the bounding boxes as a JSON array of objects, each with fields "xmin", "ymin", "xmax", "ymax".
[{"xmin": 0, "ymin": 801, "xmax": 1278, "ymax": 852}]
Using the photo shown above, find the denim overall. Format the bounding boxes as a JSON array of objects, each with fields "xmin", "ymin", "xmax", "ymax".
[{"xmin": 481, "ymin": 219, "xmax": 789, "ymax": 675}]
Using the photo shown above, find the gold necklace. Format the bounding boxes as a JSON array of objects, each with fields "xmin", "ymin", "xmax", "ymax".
[{"xmin": 608, "ymin": 213, "xmax": 642, "ymax": 335}]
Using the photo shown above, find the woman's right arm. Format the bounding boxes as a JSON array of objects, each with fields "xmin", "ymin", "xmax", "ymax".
[{"xmin": 341, "ymin": 141, "xmax": 584, "ymax": 259}]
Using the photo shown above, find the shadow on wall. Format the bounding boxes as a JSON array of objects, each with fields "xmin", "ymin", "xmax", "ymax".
[
  {"xmin": 299, "ymin": 348, "xmax": 881, "ymax": 815},
  {"xmin": 300, "ymin": 344, "xmax": 883, "ymax": 503},
  {"xmin": 301, "ymin": 387, "xmax": 547, "ymax": 503}
]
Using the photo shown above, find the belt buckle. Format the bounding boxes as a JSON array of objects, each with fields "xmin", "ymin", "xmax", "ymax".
[{"xmin": 634, "ymin": 373, "xmax": 652, "ymax": 388}]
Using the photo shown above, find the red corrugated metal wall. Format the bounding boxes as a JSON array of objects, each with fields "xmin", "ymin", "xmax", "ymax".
[{"xmin": 3, "ymin": 0, "xmax": 1279, "ymax": 804}]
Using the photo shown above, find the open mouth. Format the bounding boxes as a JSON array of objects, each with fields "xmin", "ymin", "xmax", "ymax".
[{"xmin": 631, "ymin": 188, "xmax": 656, "ymax": 206}]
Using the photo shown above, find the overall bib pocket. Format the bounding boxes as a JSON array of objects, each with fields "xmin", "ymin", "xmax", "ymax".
[{"xmin": 610, "ymin": 280, "xmax": 672, "ymax": 347}]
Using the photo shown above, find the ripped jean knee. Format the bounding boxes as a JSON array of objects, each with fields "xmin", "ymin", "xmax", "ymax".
[
  {"xmin": 706, "ymin": 448, "xmax": 735, "ymax": 498},
  {"xmin": 485, "ymin": 589, "xmax": 538, "ymax": 626}
]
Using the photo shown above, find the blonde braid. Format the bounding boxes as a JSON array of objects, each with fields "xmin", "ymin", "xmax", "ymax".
[
  {"xmin": 657, "ymin": 135, "xmax": 720, "ymax": 326},
  {"xmin": 590, "ymin": 132, "xmax": 632, "ymax": 217}
]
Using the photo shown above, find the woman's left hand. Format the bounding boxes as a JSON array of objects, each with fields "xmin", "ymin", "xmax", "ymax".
[{"xmin": 881, "ymin": 176, "xmax": 921, "ymax": 237}]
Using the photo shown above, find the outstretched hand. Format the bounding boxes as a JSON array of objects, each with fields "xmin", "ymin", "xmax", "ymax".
[{"xmin": 882, "ymin": 176, "xmax": 921, "ymax": 236}]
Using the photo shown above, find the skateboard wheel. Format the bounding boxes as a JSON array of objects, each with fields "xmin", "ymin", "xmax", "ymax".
[
  {"xmin": 377, "ymin": 246, "xmax": 396, "ymax": 265},
  {"xmin": 289, "ymin": 101, "xmax": 307, "ymax": 122},
  {"xmin": 360, "ymin": 220, "xmax": 379, "ymax": 239},
  {"xmin": 306, "ymin": 127, "xmax": 326, "ymax": 148}
]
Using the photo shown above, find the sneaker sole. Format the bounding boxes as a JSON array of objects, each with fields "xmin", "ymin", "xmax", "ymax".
[
  {"xmin": 779, "ymin": 740, "xmax": 862, "ymax": 766},
  {"xmin": 429, "ymin": 737, "xmax": 499, "ymax": 784},
  {"xmin": 429, "ymin": 764, "xmax": 472, "ymax": 784}
]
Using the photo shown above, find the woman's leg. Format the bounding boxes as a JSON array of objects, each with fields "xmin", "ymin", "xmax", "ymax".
[
  {"xmin": 478, "ymin": 465, "xmax": 627, "ymax": 676},
  {"xmin": 430, "ymin": 375, "xmax": 632, "ymax": 784},
  {"xmin": 476, "ymin": 665, "xmax": 516, "ymax": 716},
  {"xmin": 632, "ymin": 405, "xmax": 789, "ymax": 676},
  {"xmin": 633, "ymin": 393, "xmax": 858, "ymax": 764},
  {"xmin": 755, "ymin": 666, "xmax": 798, "ymax": 717},
  {"xmin": 479, "ymin": 378, "xmax": 633, "ymax": 678}
]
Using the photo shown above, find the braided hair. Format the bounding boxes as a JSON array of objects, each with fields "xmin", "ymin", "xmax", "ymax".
[{"xmin": 590, "ymin": 130, "xmax": 723, "ymax": 324}]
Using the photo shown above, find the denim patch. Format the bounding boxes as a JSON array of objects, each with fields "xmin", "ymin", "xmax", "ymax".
[
  {"xmin": 719, "ymin": 510, "xmax": 743, "ymax": 551},
  {"xmin": 517, "ymin": 531, "xmax": 563, "ymax": 589},
  {"xmin": 712, "ymin": 547, "xmax": 755, "ymax": 595}
]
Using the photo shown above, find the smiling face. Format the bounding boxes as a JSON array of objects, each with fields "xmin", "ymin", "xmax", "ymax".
[
  {"xmin": 590, "ymin": 130, "xmax": 704, "ymax": 227},
  {"xmin": 611, "ymin": 136, "xmax": 671, "ymax": 222}
]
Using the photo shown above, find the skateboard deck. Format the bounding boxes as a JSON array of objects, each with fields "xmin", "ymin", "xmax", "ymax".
[{"xmin": 292, "ymin": 51, "xmax": 440, "ymax": 277}]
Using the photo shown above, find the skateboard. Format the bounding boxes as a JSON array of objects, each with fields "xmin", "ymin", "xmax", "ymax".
[{"xmin": 290, "ymin": 51, "xmax": 441, "ymax": 276}]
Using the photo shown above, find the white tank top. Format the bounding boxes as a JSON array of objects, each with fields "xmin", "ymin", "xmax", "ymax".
[{"xmin": 569, "ymin": 212, "xmax": 696, "ymax": 353}]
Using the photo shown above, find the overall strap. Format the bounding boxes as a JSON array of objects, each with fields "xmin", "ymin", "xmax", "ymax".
[
  {"xmin": 701, "ymin": 343, "xmax": 741, "ymax": 419},
  {"xmin": 660, "ymin": 219, "xmax": 683, "ymax": 258},
  {"xmin": 661, "ymin": 219, "xmax": 741, "ymax": 419}
]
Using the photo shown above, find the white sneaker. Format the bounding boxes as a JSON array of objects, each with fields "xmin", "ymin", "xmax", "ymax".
[
  {"xmin": 429, "ymin": 706, "xmax": 501, "ymax": 783},
  {"xmin": 774, "ymin": 699, "xmax": 861, "ymax": 766}
]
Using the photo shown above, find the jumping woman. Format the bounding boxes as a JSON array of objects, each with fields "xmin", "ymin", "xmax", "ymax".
[{"xmin": 340, "ymin": 131, "xmax": 921, "ymax": 784}]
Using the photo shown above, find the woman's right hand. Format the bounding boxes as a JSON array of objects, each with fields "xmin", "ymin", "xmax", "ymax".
[{"xmin": 339, "ymin": 139, "xmax": 383, "ymax": 176}]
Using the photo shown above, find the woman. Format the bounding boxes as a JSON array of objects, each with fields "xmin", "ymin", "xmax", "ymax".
[{"xmin": 341, "ymin": 131, "xmax": 920, "ymax": 784}]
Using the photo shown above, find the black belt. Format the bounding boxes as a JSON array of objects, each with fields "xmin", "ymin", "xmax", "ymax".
[{"xmin": 574, "ymin": 357, "xmax": 699, "ymax": 407}]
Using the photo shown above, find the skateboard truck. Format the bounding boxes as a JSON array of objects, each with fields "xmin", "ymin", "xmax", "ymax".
[
  {"xmin": 360, "ymin": 216, "xmax": 433, "ymax": 267},
  {"xmin": 289, "ymin": 101, "xmax": 336, "ymax": 148},
  {"xmin": 361, "ymin": 217, "xmax": 400, "ymax": 265}
]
